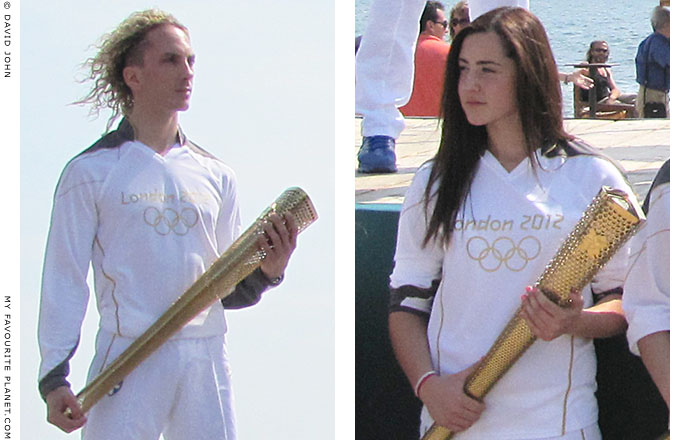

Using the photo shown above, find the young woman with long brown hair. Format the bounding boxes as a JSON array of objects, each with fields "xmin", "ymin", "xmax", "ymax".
[{"xmin": 388, "ymin": 7, "xmax": 633, "ymax": 439}]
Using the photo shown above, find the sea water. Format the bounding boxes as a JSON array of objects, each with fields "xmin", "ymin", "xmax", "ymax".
[{"xmin": 355, "ymin": 0, "xmax": 661, "ymax": 117}]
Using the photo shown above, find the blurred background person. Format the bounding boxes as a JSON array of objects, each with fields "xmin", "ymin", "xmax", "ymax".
[
  {"xmin": 579, "ymin": 40, "xmax": 637, "ymax": 116},
  {"xmin": 635, "ymin": 6, "xmax": 670, "ymax": 118},
  {"xmin": 355, "ymin": 0, "xmax": 428, "ymax": 173},
  {"xmin": 401, "ymin": 1, "xmax": 451, "ymax": 117},
  {"xmin": 449, "ymin": 1, "xmax": 470, "ymax": 40},
  {"xmin": 356, "ymin": 0, "xmax": 532, "ymax": 173}
]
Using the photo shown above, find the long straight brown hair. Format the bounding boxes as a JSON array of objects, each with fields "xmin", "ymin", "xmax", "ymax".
[{"xmin": 423, "ymin": 7, "xmax": 573, "ymax": 246}]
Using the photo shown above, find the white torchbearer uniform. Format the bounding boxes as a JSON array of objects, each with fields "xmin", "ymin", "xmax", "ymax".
[
  {"xmin": 38, "ymin": 120, "xmax": 272, "ymax": 440},
  {"xmin": 623, "ymin": 161, "xmax": 669, "ymax": 356},
  {"xmin": 390, "ymin": 143, "xmax": 633, "ymax": 439}
]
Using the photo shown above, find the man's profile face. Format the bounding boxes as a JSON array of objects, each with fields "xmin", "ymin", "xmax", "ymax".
[
  {"xmin": 129, "ymin": 24, "xmax": 195, "ymax": 114},
  {"xmin": 429, "ymin": 8, "xmax": 448, "ymax": 39}
]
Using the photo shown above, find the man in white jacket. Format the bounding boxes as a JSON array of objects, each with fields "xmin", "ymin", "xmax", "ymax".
[{"xmin": 38, "ymin": 9, "xmax": 297, "ymax": 440}]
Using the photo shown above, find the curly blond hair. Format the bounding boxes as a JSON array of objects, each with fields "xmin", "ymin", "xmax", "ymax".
[{"xmin": 75, "ymin": 9, "xmax": 187, "ymax": 131}]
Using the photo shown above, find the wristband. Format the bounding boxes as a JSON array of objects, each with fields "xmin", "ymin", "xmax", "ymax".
[
  {"xmin": 564, "ymin": 74, "xmax": 570, "ymax": 85},
  {"xmin": 414, "ymin": 370, "xmax": 439, "ymax": 398}
]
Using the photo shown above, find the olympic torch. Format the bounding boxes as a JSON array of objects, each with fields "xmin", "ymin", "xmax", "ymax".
[
  {"xmin": 421, "ymin": 186, "xmax": 644, "ymax": 440},
  {"xmin": 73, "ymin": 187, "xmax": 318, "ymax": 414}
]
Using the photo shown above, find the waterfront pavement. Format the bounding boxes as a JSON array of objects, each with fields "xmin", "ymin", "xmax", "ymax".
[{"xmin": 355, "ymin": 117, "xmax": 670, "ymax": 205}]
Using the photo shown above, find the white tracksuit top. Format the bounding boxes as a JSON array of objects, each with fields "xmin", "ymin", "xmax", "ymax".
[
  {"xmin": 38, "ymin": 135, "xmax": 241, "ymax": 382},
  {"xmin": 623, "ymin": 163, "xmax": 669, "ymax": 356},
  {"xmin": 390, "ymin": 146, "xmax": 635, "ymax": 439}
]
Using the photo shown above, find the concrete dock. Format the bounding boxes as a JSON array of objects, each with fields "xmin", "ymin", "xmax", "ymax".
[{"xmin": 355, "ymin": 118, "xmax": 669, "ymax": 204}]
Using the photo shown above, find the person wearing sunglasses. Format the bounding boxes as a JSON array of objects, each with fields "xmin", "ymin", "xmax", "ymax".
[
  {"xmin": 578, "ymin": 40, "xmax": 637, "ymax": 115},
  {"xmin": 356, "ymin": 0, "xmax": 532, "ymax": 174},
  {"xmin": 450, "ymin": 1, "xmax": 471, "ymax": 39},
  {"xmin": 400, "ymin": 1, "xmax": 450, "ymax": 117}
]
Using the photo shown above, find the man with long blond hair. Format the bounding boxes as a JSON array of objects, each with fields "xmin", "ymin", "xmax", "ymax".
[
  {"xmin": 73, "ymin": 9, "xmax": 187, "ymax": 131},
  {"xmin": 38, "ymin": 9, "xmax": 297, "ymax": 439}
]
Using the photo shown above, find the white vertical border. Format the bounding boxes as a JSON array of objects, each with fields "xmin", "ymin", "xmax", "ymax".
[
  {"xmin": 334, "ymin": 0, "xmax": 354, "ymax": 438},
  {"xmin": 0, "ymin": 0, "xmax": 19, "ymax": 437},
  {"xmin": 669, "ymin": 0, "xmax": 683, "ymax": 436}
]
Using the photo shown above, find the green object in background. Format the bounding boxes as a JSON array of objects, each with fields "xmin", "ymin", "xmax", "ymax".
[
  {"xmin": 355, "ymin": 204, "xmax": 421, "ymax": 440},
  {"xmin": 354, "ymin": 203, "xmax": 668, "ymax": 440}
]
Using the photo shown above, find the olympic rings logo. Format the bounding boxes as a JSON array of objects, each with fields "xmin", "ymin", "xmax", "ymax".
[
  {"xmin": 143, "ymin": 206, "xmax": 199, "ymax": 236},
  {"xmin": 466, "ymin": 235, "xmax": 541, "ymax": 272}
]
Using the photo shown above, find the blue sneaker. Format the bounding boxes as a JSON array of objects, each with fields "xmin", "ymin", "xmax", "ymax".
[{"xmin": 357, "ymin": 136, "xmax": 397, "ymax": 173}]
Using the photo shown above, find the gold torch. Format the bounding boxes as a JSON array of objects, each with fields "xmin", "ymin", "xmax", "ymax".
[
  {"xmin": 73, "ymin": 187, "xmax": 318, "ymax": 414},
  {"xmin": 421, "ymin": 186, "xmax": 644, "ymax": 440}
]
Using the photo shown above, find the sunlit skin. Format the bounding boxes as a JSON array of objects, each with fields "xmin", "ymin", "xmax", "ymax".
[
  {"xmin": 458, "ymin": 31, "xmax": 526, "ymax": 172},
  {"xmin": 458, "ymin": 32, "xmax": 518, "ymax": 129},
  {"xmin": 388, "ymin": 312, "xmax": 486, "ymax": 432},
  {"xmin": 124, "ymin": 25, "xmax": 196, "ymax": 117},
  {"xmin": 119, "ymin": 24, "xmax": 196, "ymax": 156},
  {"xmin": 46, "ymin": 386, "xmax": 86, "ymax": 433}
]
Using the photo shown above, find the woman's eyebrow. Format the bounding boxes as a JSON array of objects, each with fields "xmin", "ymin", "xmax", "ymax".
[{"xmin": 458, "ymin": 57, "xmax": 502, "ymax": 66}]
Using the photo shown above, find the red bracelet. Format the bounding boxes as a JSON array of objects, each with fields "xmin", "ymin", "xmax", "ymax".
[{"xmin": 414, "ymin": 370, "xmax": 438, "ymax": 398}]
